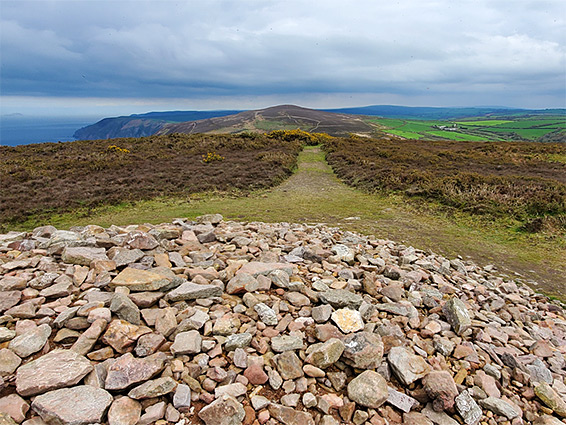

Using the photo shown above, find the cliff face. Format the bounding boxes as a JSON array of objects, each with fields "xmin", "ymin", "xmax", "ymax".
[
  {"xmin": 73, "ymin": 110, "xmax": 241, "ymax": 140},
  {"xmin": 73, "ymin": 117, "xmax": 165, "ymax": 140}
]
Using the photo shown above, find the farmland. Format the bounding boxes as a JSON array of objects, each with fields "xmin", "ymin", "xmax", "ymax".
[{"xmin": 366, "ymin": 114, "xmax": 566, "ymax": 142}]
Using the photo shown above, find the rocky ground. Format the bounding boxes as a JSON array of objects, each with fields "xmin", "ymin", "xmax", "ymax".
[{"xmin": 0, "ymin": 215, "xmax": 564, "ymax": 425}]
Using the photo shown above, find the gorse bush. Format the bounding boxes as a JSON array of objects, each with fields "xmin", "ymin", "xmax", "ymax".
[
  {"xmin": 267, "ymin": 129, "xmax": 333, "ymax": 145},
  {"xmin": 202, "ymin": 152, "xmax": 224, "ymax": 163}
]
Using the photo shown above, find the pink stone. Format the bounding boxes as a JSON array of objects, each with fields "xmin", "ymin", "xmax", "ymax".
[{"xmin": 244, "ymin": 363, "xmax": 269, "ymax": 385}]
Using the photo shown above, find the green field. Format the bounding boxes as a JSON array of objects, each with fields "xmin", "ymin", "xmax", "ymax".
[{"xmin": 366, "ymin": 114, "xmax": 565, "ymax": 142}]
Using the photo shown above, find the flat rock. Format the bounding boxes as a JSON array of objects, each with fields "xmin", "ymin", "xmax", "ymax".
[
  {"xmin": 101, "ymin": 319, "xmax": 151, "ymax": 353},
  {"xmin": 534, "ymin": 382, "xmax": 566, "ymax": 418},
  {"xmin": 0, "ymin": 348, "xmax": 21, "ymax": 376},
  {"xmin": 268, "ymin": 404, "xmax": 315, "ymax": 425},
  {"xmin": 226, "ymin": 274, "xmax": 258, "ymax": 294},
  {"xmin": 165, "ymin": 281, "xmax": 222, "ymax": 302},
  {"xmin": 105, "ymin": 352, "xmax": 167, "ymax": 390},
  {"xmin": 347, "ymin": 370, "xmax": 388, "ymax": 408},
  {"xmin": 275, "ymin": 351, "xmax": 304, "ymax": 380},
  {"xmin": 0, "ymin": 394, "xmax": 29, "ymax": 423},
  {"xmin": 318, "ymin": 289, "xmax": 363, "ymax": 309},
  {"xmin": 236, "ymin": 262, "xmax": 293, "ymax": 278},
  {"xmin": 271, "ymin": 335, "xmax": 304, "ymax": 352},
  {"xmin": 198, "ymin": 395, "xmax": 245, "ymax": 425},
  {"xmin": 31, "ymin": 385, "xmax": 112, "ymax": 425},
  {"xmin": 128, "ymin": 376, "xmax": 178, "ymax": 399},
  {"xmin": 61, "ymin": 247, "xmax": 108, "ymax": 266},
  {"xmin": 111, "ymin": 267, "xmax": 171, "ymax": 292},
  {"xmin": 423, "ymin": 370, "xmax": 458, "ymax": 412},
  {"xmin": 8, "ymin": 324, "xmax": 52, "ymax": 358},
  {"xmin": 16, "ymin": 349, "xmax": 93, "ymax": 397},
  {"xmin": 0, "ymin": 291, "xmax": 21, "ymax": 313},
  {"xmin": 254, "ymin": 303, "xmax": 278, "ymax": 326},
  {"xmin": 0, "ymin": 328, "xmax": 16, "ymax": 343},
  {"xmin": 478, "ymin": 396, "xmax": 520, "ymax": 419}
]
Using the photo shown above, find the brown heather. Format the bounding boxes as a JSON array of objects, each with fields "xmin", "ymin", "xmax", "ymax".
[{"xmin": 324, "ymin": 136, "xmax": 566, "ymax": 234}]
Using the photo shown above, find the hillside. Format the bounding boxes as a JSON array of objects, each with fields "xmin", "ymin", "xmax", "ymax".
[
  {"xmin": 73, "ymin": 110, "xmax": 241, "ymax": 140},
  {"xmin": 157, "ymin": 105, "xmax": 375, "ymax": 137}
]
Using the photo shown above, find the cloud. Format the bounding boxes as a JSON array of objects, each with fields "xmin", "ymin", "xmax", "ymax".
[{"xmin": 0, "ymin": 0, "xmax": 564, "ymax": 111}]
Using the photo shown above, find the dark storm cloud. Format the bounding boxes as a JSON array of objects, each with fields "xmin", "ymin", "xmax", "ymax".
[{"xmin": 1, "ymin": 0, "xmax": 565, "ymax": 112}]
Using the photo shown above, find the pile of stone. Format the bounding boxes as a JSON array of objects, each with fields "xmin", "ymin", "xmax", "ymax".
[{"xmin": 0, "ymin": 214, "xmax": 564, "ymax": 425}]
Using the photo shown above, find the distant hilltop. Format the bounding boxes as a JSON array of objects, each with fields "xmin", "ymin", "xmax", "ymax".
[{"xmin": 73, "ymin": 104, "xmax": 566, "ymax": 141}]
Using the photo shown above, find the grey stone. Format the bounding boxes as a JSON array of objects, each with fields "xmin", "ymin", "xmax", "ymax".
[
  {"xmin": 478, "ymin": 396, "xmax": 520, "ymax": 419},
  {"xmin": 442, "ymin": 297, "xmax": 471, "ymax": 336},
  {"xmin": 318, "ymin": 289, "xmax": 363, "ymax": 309},
  {"xmin": 347, "ymin": 370, "xmax": 388, "ymax": 408},
  {"xmin": 331, "ymin": 244, "xmax": 355, "ymax": 264},
  {"xmin": 61, "ymin": 247, "xmax": 108, "ymax": 266},
  {"xmin": 271, "ymin": 335, "xmax": 304, "ymax": 352},
  {"xmin": 254, "ymin": 302, "xmax": 278, "ymax": 326},
  {"xmin": 9, "ymin": 324, "xmax": 52, "ymax": 358},
  {"xmin": 173, "ymin": 384, "xmax": 191, "ymax": 411},
  {"xmin": 305, "ymin": 338, "xmax": 345, "ymax": 369},
  {"xmin": 342, "ymin": 331, "xmax": 384, "ymax": 369},
  {"xmin": 215, "ymin": 382, "xmax": 247, "ymax": 399},
  {"xmin": 110, "ymin": 293, "xmax": 140, "ymax": 325},
  {"xmin": 0, "ymin": 291, "xmax": 21, "ymax": 314},
  {"xmin": 455, "ymin": 390, "xmax": 482, "ymax": 425},
  {"xmin": 165, "ymin": 281, "xmax": 222, "ymax": 302},
  {"xmin": 128, "ymin": 376, "xmax": 178, "ymax": 399},
  {"xmin": 311, "ymin": 305, "xmax": 333, "ymax": 323},
  {"xmin": 0, "ymin": 328, "xmax": 16, "ymax": 343},
  {"xmin": 224, "ymin": 333, "xmax": 253, "ymax": 351},
  {"xmin": 171, "ymin": 330, "xmax": 202, "ymax": 355},
  {"xmin": 388, "ymin": 346, "xmax": 430, "ymax": 386}
]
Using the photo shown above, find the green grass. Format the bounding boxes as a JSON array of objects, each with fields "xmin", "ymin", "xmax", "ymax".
[
  {"xmin": 455, "ymin": 120, "xmax": 513, "ymax": 126},
  {"xmin": 367, "ymin": 115, "xmax": 565, "ymax": 141}
]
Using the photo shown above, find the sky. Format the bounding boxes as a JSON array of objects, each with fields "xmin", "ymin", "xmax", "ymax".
[{"xmin": 1, "ymin": 0, "xmax": 565, "ymax": 117}]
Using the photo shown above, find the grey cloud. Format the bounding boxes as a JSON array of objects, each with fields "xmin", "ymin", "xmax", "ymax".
[{"xmin": 0, "ymin": 0, "xmax": 564, "ymax": 108}]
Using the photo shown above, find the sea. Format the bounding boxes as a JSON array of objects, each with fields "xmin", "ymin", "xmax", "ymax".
[{"xmin": 0, "ymin": 116, "xmax": 100, "ymax": 147}]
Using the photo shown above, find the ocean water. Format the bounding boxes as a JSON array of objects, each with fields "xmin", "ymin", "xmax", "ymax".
[{"xmin": 0, "ymin": 116, "xmax": 99, "ymax": 147}]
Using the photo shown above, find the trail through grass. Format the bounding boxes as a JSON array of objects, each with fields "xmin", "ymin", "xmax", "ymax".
[{"xmin": 27, "ymin": 146, "xmax": 566, "ymax": 298}]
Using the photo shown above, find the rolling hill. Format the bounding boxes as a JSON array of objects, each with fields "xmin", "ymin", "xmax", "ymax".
[
  {"xmin": 73, "ymin": 104, "xmax": 565, "ymax": 142},
  {"xmin": 157, "ymin": 105, "xmax": 376, "ymax": 137}
]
